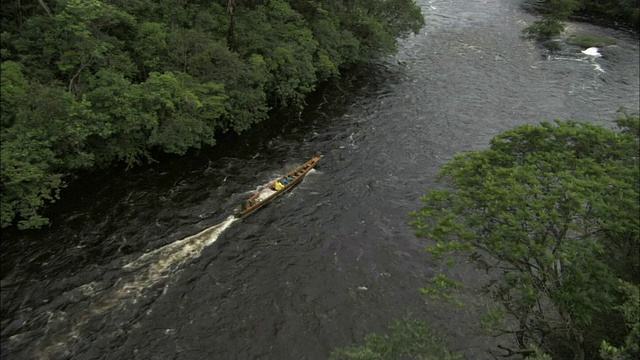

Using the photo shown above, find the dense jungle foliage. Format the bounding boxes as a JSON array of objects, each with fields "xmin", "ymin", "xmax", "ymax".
[
  {"xmin": 409, "ymin": 115, "xmax": 640, "ymax": 360},
  {"xmin": 0, "ymin": 0, "xmax": 425, "ymax": 229}
]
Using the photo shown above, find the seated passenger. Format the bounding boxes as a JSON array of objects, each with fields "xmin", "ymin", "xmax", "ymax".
[{"xmin": 275, "ymin": 181, "xmax": 284, "ymax": 191}]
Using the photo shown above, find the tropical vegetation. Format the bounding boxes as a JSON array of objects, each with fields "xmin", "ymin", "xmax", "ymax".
[
  {"xmin": 0, "ymin": 0, "xmax": 425, "ymax": 229},
  {"xmin": 329, "ymin": 320, "xmax": 463, "ymax": 360},
  {"xmin": 332, "ymin": 115, "xmax": 639, "ymax": 359},
  {"xmin": 565, "ymin": 35, "xmax": 617, "ymax": 48},
  {"xmin": 523, "ymin": 0, "xmax": 639, "ymax": 42},
  {"xmin": 409, "ymin": 114, "xmax": 639, "ymax": 359}
]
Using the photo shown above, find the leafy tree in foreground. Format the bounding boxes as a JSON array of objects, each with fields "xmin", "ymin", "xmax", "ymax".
[
  {"xmin": 410, "ymin": 116, "xmax": 639, "ymax": 360},
  {"xmin": 330, "ymin": 320, "xmax": 463, "ymax": 360}
]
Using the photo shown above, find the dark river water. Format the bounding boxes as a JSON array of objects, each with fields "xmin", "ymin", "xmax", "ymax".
[{"xmin": 2, "ymin": 0, "xmax": 639, "ymax": 359}]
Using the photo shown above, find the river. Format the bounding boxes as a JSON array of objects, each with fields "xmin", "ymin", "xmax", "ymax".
[{"xmin": 1, "ymin": 0, "xmax": 638, "ymax": 359}]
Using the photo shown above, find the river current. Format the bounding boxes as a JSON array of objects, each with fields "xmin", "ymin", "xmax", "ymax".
[{"xmin": 2, "ymin": 0, "xmax": 638, "ymax": 359}]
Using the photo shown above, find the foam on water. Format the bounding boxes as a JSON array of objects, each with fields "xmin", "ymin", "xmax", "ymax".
[
  {"xmin": 581, "ymin": 47, "xmax": 602, "ymax": 57},
  {"xmin": 28, "ymin": 215, "xmax": 238, "ymax": 359}
]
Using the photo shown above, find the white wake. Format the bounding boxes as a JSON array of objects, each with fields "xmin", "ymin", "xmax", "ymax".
[{"xmin": 29, "ymin": 215, "xmax": 238, "ymax": 359}]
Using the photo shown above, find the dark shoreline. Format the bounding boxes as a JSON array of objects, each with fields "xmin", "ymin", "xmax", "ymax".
[{"xmin": 521, "ymin": 0, "xmax": 640, "ymax": 34}]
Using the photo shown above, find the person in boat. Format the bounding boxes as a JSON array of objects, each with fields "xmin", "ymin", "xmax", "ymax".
[{"xmin": 275, "ymin": 181, "xmax": 284, "ymax": 191}]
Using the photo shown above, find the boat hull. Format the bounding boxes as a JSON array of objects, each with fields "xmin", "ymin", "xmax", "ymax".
[{"xmin": 235, "ymin": 156, "xmax": 321, "ymax": 218}]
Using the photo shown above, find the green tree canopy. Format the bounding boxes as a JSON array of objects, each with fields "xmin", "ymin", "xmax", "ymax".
[
  {"xmin": 410, "ymin": 116, "xmax": 639, "ymax": 360},
  {"xmin": 330, "ymin": 320, "xmax": 463, "ymax": 360},
  {"xmin": 524, "ymin": 0, "xmax": 639, "ymax": 42},
  {"xmin": 0, "ymin": 0, "xmax": 425, "ymax": 229}
]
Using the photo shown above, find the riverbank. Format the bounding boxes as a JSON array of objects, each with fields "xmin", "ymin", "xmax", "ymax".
[
  {"xmin": 2, "ymin": 0, "xmax": 639, "ymax": 358},
  {"xmin": 0, "ymin": 0, "xmax": 425, "ymax": 230},
  {"xmin": 521, "ymin": 0, "xmax": 639, "ymax": 46}
]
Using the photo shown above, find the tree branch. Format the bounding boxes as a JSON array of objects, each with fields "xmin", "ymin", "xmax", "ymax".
[
  {"xmin": 68, "ymin": 63, "xmax": 86, "ymax": 93},
  {"xmin": 38, "ymin": 0, "xmax": 53, "ymax": 17}
]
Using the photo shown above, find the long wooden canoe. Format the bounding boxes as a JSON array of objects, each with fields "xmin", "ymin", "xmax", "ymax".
[{"xmin": 234, "ymin": 155, "xmax": 321, "ymax": 218}]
